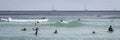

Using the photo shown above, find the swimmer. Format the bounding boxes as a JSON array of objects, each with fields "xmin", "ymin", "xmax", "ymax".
[
  {"xmin": 37, "ymin": 21, "xmax": 39, "ymax": 23},
  {"xmin": 21, "ymin": 28, "xmax": 26, "ymax": 31},
  {"xmin": 108, "ymin": 25, "xmax": 113, "ymax": 32},
  {"xmin": 92, "ymin": 31, "xmax": 95, "ymax": 34},
  {"xmin": 54, "ymin": 30, "xmax": 58, "ymax": 34},
  {"xmin": 78, "ymin": 18, "xmax": 80, "ymax": 21},
  {"xmin": 60, "ymin": 20, "xmax": 63, "ymax": 22},
  {"xmin": 48, "ymin": 13, "xmax": 50, "ymax": 14},
  {"xmin": 41, "ymin": 17, "xmax": 46, "ymax": 19}
]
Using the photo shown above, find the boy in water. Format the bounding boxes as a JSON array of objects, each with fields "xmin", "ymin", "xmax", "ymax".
[
  {"xmin": 108, "ymin": 25, "xmax": 113, "ymax": 32},
  {"xmin": 54, "ymin": 30, "xmax": 58, "ymax": 34},
  {"xmin": 21, "ymin": 28, "xmax": 26, "ymax": 31},
  {"xmin": 34, "ymin": 27, "xmax": 39, "ymax": 36},
  {"xmin": 92, "ymin": 31, "xmax": 95, "ymax": 34}
]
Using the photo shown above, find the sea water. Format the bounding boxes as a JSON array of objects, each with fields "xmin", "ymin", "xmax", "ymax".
[{"xmin": 0, "ymin": 11, "xmax": 120, "ymax": 40}]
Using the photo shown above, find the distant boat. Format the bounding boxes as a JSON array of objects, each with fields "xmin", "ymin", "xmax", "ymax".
[{"xmin": 0, "ymin": 17, "xmax": 49, "ymax": 22}]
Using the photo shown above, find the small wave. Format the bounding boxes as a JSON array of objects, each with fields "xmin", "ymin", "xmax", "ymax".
[{"xmin": 53, "ymin": 21, "xmax": 83, "ymax": 27}]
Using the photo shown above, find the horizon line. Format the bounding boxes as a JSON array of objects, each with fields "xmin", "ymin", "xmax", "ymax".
[{"xmin": 0, "ymin": 9, "xmax": 120, "ymax": 11}]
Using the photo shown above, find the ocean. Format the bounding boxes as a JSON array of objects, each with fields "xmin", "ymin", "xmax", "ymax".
[{"xmin": 0, "ymin": 11, "xmax": 120, "ymax": 40}]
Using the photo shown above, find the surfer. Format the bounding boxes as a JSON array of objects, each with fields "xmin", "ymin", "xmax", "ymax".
[
  {"xmin": 54, "ymin": 30, "xmax": 58, "ymax": 34},
  {"xmin": 21, "ymin": 28, "xmax": 26, "ymax": 31},
  {"xmin": 108, "ymin": 25, "xmax": 113, "ymax": 32}
]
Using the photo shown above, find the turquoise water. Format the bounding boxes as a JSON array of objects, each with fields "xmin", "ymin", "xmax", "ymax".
[
  {"xmin": 0, "ymin": 18, "xmax": 120, "ymax": 40},
  {"xmin": 0, "ymin": 11, "xmax": 120, "ymax": 40}
]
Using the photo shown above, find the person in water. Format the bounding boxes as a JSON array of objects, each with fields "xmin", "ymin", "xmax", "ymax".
[
  {"xmin": 48, "ymin": 13, "xmax": 50, "ymax": 14},
  {"xmin": 34, "ymin": 27, "xmax": 39, "ymax": 36},
  {"xmin": 41, "ymin": 17, "xmax": 46, "ymax": 19},
  {"xmin": 34, "ymin": 23, "xmax": 37, "ymax": 25},
  {"xmin": 21, "ymin": 28, "xmax": 26, "ymax": 31},
  {"xmin": 35, "ymin": 30, "xmax": 38, "ymax": 36},
  {"xmin": 54, "ymin": 30, "xmax": 58, "ymax": 34},
  {"xmin": 108, "ymin": 25, "xmax": 113, "ymax": 32},
  {"xmin": 35, "ymin": 27, "xmax": 38, "ymax": 31},
  {"xmin": 110, "ymin": 20, "xmax": 113, "ymax": 22},
  {"xmin": 34, "ymin": 21, "xmax": 39, "ymax": 25},
  {"xmin": 60, "ymin": 20, "xmax": 63, "ymax": 22},
  {"xmin": 37, "ymin": 21, "xmax": 39, "ymax": 23},
  {"xmin": 92, "ymin": 31, "xmax": 95, "ymax": 34},
  {"xmin": 78, "ymin": 18, "xmax": 80, "ymax": 21}
]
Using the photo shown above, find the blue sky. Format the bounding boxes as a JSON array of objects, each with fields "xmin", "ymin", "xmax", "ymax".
[{"xmin": 0, "ymin": 0, "xmax": 120, "ymax": 11}]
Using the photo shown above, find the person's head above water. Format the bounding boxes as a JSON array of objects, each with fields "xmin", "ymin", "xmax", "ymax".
[
  {"xmin": 92, "ymin": 31, "xmax": 95, "ymax": 34},
  {"xmin": 37, "ymin": 21, "xmax": 39, "ymax": 23},
  {"xmin": 60, "ymin": 20, "xmax": 63, "ymax": 22},
  {"xmin": 21, "ymin": 28, "xmax": 26, "ymax": 31},
  {"xmin": 42, "ymin": 17, "xmax": 46, "ymax": 19}
]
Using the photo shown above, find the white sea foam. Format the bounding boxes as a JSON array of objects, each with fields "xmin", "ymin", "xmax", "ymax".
[{"xmin": 0, "ymin": 17, "xmax": 49, "ymax": 22}]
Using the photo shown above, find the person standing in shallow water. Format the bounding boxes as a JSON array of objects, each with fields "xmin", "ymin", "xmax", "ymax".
[
  {"xmin": 35, "ymin": 30, "xmax": 38, "ymax": 36},
  {"xmin": 108, "ymin": 25, "xmax": 113, "ymax": 32},
  {"xmin": 35, "ymin": 27, "xmax": 39, "ymax": 36}
]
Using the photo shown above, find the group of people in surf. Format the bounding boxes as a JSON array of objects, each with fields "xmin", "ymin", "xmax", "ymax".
[
  {"xmin": 21, "ymin": 18, "xmax": 113, "ymax": 36},
  {"xmin": 21, "ymin": 27, "xmax": 58, "ymax": 36},
  {"xmin": 59, "ymin": 18, "xmax": 114, "ymax": 34},
  {"xmin": 21, "ymin": 21, "xmax": 58, "ymax": 36},
  {"xmin": 92, "ymin": 25, "xmax": 113, "ymax": 34},
  {"xmin": 21, "ymin": 25, "xmax": 113, "ymax": 36}
]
